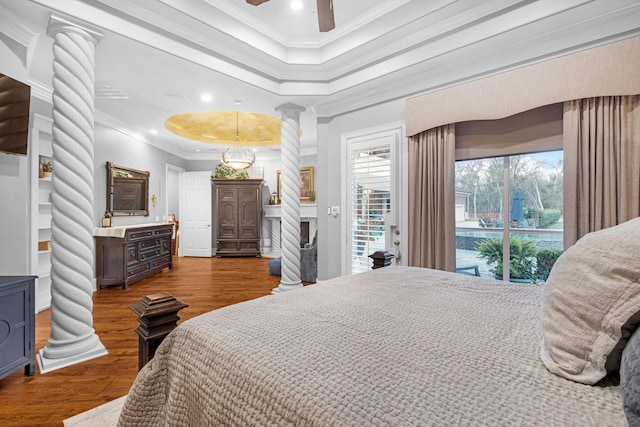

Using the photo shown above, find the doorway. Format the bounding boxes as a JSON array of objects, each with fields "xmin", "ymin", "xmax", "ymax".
[
  {"xmin": 341, "ymin": 122, "xmax": 404, "ymax": 275},
  {"xmin": 180, "ymin": 171, "xmax": 213, "ymax": 257},
  {"xmin": 166, "ymin": 163, "xmax": 183, "ymax": 257}
]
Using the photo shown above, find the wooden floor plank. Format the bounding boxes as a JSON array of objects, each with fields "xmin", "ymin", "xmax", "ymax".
[{"xmin": 0, "ymin": 256, "xmax": 283, "ymax": 426}]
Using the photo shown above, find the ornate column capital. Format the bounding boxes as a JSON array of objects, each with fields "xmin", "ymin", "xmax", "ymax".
[
  {"xmin": 47, "ymin": 14, "xmax": 103, "ymax": 44},
  {"xmin": 275, "ymin": 103, "xmax": 306, "ymax": 116}
]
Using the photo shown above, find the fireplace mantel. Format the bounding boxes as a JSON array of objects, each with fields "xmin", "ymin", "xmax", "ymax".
[
  {"xmin": 263, "ymin": 204, "xmax": 317, "ymax": 253},
  {"xmin": 263, "ymin": 204, "xmax": 317, "ymax": 219}
]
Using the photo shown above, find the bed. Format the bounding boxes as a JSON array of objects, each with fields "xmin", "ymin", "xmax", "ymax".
[{"xmin": 118, "ymin": 217, "xmax": 640, "ymax": 426}]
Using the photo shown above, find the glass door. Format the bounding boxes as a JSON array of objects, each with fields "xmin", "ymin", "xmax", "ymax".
[
  {"xmin": 344, "ymin": 126, "xmax": 402, "ymax": 275},
  {"xmin": 350, "ymin": 145, "xmax": 391, "ymax": 273},
  {"xmin": 455, "ymin": 151, "xmax": 564, "ymax": 282}
]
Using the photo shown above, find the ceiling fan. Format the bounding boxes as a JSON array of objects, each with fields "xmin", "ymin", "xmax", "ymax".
[{"xmin": 245, "ymin": 0, "xmax": 335, "ymax": 32}]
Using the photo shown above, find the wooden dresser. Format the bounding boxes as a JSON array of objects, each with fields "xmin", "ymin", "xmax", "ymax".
[
  {"xmin": 212, "ymin": 179, "xmax": 262, "ymax": 257},
  {"xmin": 95, "ymin": 224, "xmax": 173, "ymax": 289},
  {"xmin": 0, "ymin": 276, "xmax": 36, "ymax": 379}
]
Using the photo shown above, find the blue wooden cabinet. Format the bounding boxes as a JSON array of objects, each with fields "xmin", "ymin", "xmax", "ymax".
[{"xmin": 0, "ymin": 276, "xmax": 36, "ymax": 379}]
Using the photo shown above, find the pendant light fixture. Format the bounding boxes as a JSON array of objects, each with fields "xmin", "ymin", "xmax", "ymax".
[{"xmin": 220, "ymin": 111, "xmax": 255, "ymax": 170}]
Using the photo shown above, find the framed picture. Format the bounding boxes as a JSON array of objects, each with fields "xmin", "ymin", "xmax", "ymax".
[
  {"xmin": 39, "ymin": 155, "xmax": 52, "ymax": 178},
  {"xmin": 276, "ymin": 166, "xmax": 315, "ymax": 203}
]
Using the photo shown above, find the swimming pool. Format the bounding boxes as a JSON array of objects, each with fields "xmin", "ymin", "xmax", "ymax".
[
  {"xmin": 456, "ymin": 229, "xmax": 562, "ymax": 240},
  {"xmin": 456, "ymin": 228, "xmax": 563, "ymax": 251}
]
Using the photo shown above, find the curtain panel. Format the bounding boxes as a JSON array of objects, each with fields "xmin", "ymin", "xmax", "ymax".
[
  {"xmin": 563, "ymin": 95, "xmax": 640, "ymax": 248},
  {"xmin": 408, "ymin": 124, "xmax": 456, "ymax": 271}
]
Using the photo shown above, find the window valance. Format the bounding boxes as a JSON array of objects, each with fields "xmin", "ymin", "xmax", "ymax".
[{"xmin": 406, "ymin": 35, "xmax": 640, "ymax": 137}]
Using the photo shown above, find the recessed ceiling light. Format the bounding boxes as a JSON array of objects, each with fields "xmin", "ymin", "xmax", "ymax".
[
  {"xmin": 194, "ymin": 148, "xmax": 200, "ymax": 152},
  {"xmin": 234, "ymin": 99, "xmax": 242, "ymax": 105},
  {"xmin": 290, "ymin": 0, "xmax": 303, "ymax": 11},
  {"xmin": 252, "ymin": 148, "xmax": 258, "ymax": 152},
  {"xmin": 201, "ymin": 93, "xmax": 213, "ymax": 102},
  {"xmin": 149, "ymin": 129, "xmax": 158, "ymax": 134}
]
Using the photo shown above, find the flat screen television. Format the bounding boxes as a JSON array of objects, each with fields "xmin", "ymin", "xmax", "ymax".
[{"xmin": 0, "ymin": 72, "xmax": 31, "ymax": 156}]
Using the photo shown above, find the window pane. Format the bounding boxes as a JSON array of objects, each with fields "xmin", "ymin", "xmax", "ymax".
[
  {"xmin": 507, "ymin": 152, "xmax": 563, "ymax": 282},
  {"xmin": 455, "ymin": 157, "xmax": 504, "ymax": 278}
]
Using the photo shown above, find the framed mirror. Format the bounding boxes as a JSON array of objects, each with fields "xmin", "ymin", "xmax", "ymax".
[{"xmin": 106, "ymin": 162, "xmax": 150, "ymax": 216}]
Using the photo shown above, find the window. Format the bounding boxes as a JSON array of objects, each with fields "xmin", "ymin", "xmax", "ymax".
[{"xmin": 455, "ymin": 151, "xmax": 563, "ymax": 282}]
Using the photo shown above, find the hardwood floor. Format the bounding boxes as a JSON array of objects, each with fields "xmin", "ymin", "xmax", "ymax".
[{"xmin": 0, "ymin": 256, "xmax": 283, "ymax": 427}]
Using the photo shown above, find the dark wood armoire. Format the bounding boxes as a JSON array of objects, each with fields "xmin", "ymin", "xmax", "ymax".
[{"xmin": 212, "ymin": 179, "xmax": 262, "ymax": 257}]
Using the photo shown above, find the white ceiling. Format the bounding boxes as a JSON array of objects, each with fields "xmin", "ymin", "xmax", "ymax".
[{"xmin": 2, "ymin": 0, "xmax": 640, "ymax": 160}]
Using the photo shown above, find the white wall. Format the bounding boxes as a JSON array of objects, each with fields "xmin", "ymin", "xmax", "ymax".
[
  {"xmin": 0, "ymin": 38, "xmax": 34, "ymax": 275},
  {"xmin": 0, "ymin": 153, "xmax": 29, "ymax": 274},
  {"xmin": 317, "ymin": 99, "xmax": 406, "ymax": 280},
  {"xmin": 167, "ymin": 168, "xmax": 180, "ymax": 218},
  {"xmin": 183, "ymin": 159, "xmax": 215, "ymax": 173},
  {"xmin": 94, "ymin": 125, "xmax": 187, "ymax": 227}
]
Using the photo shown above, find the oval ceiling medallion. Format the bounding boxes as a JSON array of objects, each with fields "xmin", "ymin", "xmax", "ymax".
[{"xmin": 165, "ymin": 111, "xmax": 281, "ymax": 147}]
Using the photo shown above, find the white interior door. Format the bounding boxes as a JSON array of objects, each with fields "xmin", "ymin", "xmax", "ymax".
[{"xmin": 180, "ymin": 171, "xmax": 212, "ymax": 257}]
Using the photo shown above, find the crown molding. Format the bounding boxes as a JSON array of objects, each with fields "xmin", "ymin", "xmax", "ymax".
[
  {"xmin": 199, "ymin": 0, "xmax": 413, "ymax": 50},
  {"xmin": 0, "ymin": 6, "xmax": 40, "ymax": 47},
  {"xmin": 0, "ymin": 6, "xmax": 41, "ymax": 69},
  {"xmin": 27, "ymin": 78, "xmax": 53, "ymax": 103}
]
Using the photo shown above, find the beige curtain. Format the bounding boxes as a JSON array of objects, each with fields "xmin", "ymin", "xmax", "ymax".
[
  {"xmin": 408, "ymin": 124, "xmax": 456, "ymax": 271},
  {"xmin": 563, "ymin": 95, "xmax": 640, "ymax": 248}
]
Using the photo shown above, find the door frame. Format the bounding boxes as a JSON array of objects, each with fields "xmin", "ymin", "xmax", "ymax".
[
  {"xmin": 165, "ymin": 163, "xmax": 184, "ymax": 258},
  {"xmin": 340, "ymin": 121, "xmax": 406, "ymax": 276},
  {"xmin": 179, "ymin": 171, "xmax": 213, "ymax": 257},
  {"xmin": 165, "ymin": 162, "xmax": 184, "ymax": 221}
]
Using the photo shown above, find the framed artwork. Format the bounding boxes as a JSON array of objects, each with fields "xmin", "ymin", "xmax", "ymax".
[
  {"xmin": 276, "ymin": 166, "xmax": 315, "ymax": 203},
  {"xmin": 39, "ymin": 155, "xmax": 52, "ymax": 178}
]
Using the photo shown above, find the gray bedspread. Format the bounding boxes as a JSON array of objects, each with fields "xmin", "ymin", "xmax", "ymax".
[{"xmin": 118, "ymin": 266, "xmax": 627, "ymax": 426}]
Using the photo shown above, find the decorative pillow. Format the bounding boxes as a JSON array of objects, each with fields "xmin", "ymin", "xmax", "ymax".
[
  {"xmin": 621, "ymin": 326, "xmax": 640, "ymax": 427},
  {"xmin": 539, "ymin": 216, "xmax": 640, "ymax": 384}
]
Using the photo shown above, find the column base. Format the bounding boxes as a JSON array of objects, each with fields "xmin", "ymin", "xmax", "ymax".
[
  {"xmin": 272, "ymin": 281, "xmax": 303, "ymax": 294},
  {"xmin": 37, "ymin": 340, "xmax": 108, "ymax": 374}
]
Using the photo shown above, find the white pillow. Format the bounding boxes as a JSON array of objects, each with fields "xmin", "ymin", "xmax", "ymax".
[{"xmin": 540, "ymin": 216, "xmax": 640, "ymax": 384}]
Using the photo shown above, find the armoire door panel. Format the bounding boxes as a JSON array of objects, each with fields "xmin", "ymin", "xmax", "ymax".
[
  {"xmin": 219, "ymin": 188, "xmax": 237, "ymax": 201},
  {"xmin": 220, "ymin": 202, "xmax": 237, "ymax": 227},
  {"xmin": 239, "ymin": 227, "xmax": 257, "ymax": 239}
]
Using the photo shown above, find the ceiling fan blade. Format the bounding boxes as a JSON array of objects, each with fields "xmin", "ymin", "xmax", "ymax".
[
  {"xmin": 317, "ymin": 0, "xmax": 335, "ymax": 32},
  {"xmin": 246, "ymin": 0, "xmax": 269, "ymax": 5}
]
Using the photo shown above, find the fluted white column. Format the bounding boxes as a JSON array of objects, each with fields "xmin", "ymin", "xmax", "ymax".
[
  {"xmin": 270, "ymin": 218, "xmax": 281, "ymax": 250},
  {"xmin": 38, "ymin": 15, "xmax": 107, "ymax": 373},
  {"xmin": 309, "ymin": 218, "xmax": 318, "ymax": 242},
  {"xmin": 273, "ymin": 103, "xmax": 305, "ymax": 293}
]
